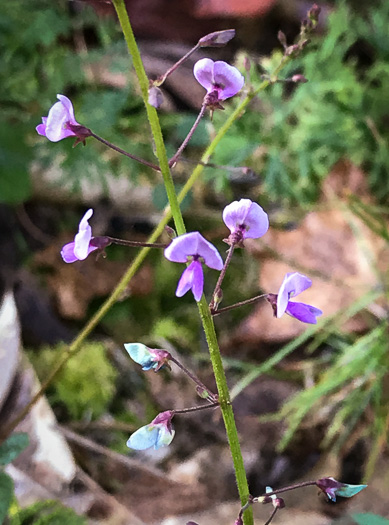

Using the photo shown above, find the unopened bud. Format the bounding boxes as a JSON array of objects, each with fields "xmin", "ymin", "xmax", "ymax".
[
  {"xmin": 291, "ymin": 74, "xmax": 308, "ymax": 83},
  {"xmin": 148, "ymin": 86, "xmax": 164, "ymax": 109},
  {"xmin": 243, "ymin": 56, "xmax": 251, "ymax": 72},
  {"xmin": 308, "ymin": 4, "xmax": 321, "ymax": 25},
  {"xmin": 234, "ymin": 517, "xmax": 243, "ymax": 525},
  {"xmin": 277, "ymin": 30, "xmax": 287, "ymax": 49},
  {"xmin": 285, "ymin": 44, "xmax": 300, "ymax": 57},
  {"xmin": 165, "ymin": 225, "xmax": 177, "ymax": 239},
  {"xmin": 212, "ymin": 288, "xmax": 223, "ymax": 310},
  {"xmin": 199, "ymin": 29, "xmax": 236, "ymax": 48},
  {"xmin": 273, "ymin": 497, "xmax": 285, "ymax": 509}
]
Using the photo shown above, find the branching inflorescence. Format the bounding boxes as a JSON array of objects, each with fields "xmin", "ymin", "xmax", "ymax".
[{"xmin": 17, "ymin": 3, "xmax": 369, "ymax": 524}]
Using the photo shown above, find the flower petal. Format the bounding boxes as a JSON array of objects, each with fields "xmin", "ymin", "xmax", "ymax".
[
  {"xmin": 193, "ymin": 58, "xmax": 215, "ymax": 93},
  {"xmin": 277, "ymin": 272, "xmax": 312, "ymax": 317},
  {"xmin": 36, "ymin": 117, "xmax": 48, "ymax": 137},
  {"xmin": 73, "ymin": 209, "xmax": 94, "ymax": 260},
  {"xmin": 176, "ymin": 261, "xmax": 198, "ymax": 298},
  {"xmin": 164, "ymin": 232, "xmax": 223, "ymax": 270},
  {"xmin": 56, "ymin": 94, "xmax": 76, "ymax": 123},
  {"xmin": 44, "ymin": 103, "xmax": 74, "ymax": 142},
  {"xmin": 60, "ymin": 242, "xmax": 78, "ymax": 263},
  {"xmin": 222, "ymin": 199, "xmax": 269, "ymax": 239},
  {"xmin": 336, "ymin": 484, "xmax": 367, "ymax": 498},
  {"xmin": 213, "ymin": 61, "xmax": 245, "ymax": 100},
  {"xmin": 124, "ymin": 343, "xmax": 154, "ymax": 370},
  {"xmin": 127, "ymin": 424, "xmax": 160, "ymax": 450},
  {"xmin": 191, "ymin": 260, "xmax": 204, "ymax": 301},
  {"xmin": 286, "ymin": 301, "xmax": 322, "ymax": 324},
  {"xmin": 154, "ymin": 425, "xmax": 175, "ymax": 449}
]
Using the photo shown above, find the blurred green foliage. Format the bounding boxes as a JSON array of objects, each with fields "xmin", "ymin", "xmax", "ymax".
[
  {"xmin": 10, "ymin": 500, "xmax": 86, "ymax": 525},
  {"xmin": 29, "ymin": 342, "xmax": 117, "ymax": 419},
  {"xmin": 0, "ymin": 433, "xmax": 29, "ymax": 523},
  {"xmin": 2, "ymin": 0, "xmax": 389, "ymax": 206},
  {"xmin": 210, "ymin": 0, "xmax": 389, "ymax": 204}
]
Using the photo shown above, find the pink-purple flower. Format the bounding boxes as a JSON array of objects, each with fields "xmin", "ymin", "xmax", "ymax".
[
  {"xmin": 164, "ymin": 232, "xmax": 223, "ymax": 302},
  {"xmin": 127, "ymin": 411, "xmax": 175, "ymax": 450},
  {"xmin": 124, "ymin": 342, "xmax": 170, "ymax": 371},
  {"xmin": 316, "ymin": 477, "xmax": 367, "ymax": 502},
  {"xmin": 36, "ymin": 94, "xmax": 90, "ymax": 143},
  {"xmin": 61, "ymin": 209, "xmax": 102, "ymax": 263},
  {"xmin": 275, "ymin": 272, "xmax": 322, "ymax": 324},
  {"xmin": 194, "ymin": 58, "xmax": 244, "ymax": 104},
  {"xmin": 223, "ymin": 199, "xmax": 269, "ymax": 244}
]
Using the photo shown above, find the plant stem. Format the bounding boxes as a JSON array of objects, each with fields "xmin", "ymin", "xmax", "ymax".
[
  {"xmin": 209, "ymin": 245, "xmax": 235, "ymax": 311},
  {"xmin": 169, "ymin": 355, "xmax": 218, "ymax": 402},
  {"xmin": 212, "ymin": 294, "xmax": 267, "ymax": 316},
  {"xmin": 173, "ymin": 402, "xmax": 219, "ymax": 415},
  {"xmin": 111, "ymin": 3, "xmax": 253, "ymax": 522},
  {"xmin": 111, "ymin": 0, "xmax": 186, "ymax": 237},
  {"xmin": 90, "ymin": 132, "xmax": 160, "ymax": 171},
  {"xmin": 156, "ymin": 43, "xmax": 200, "ymax": 86},
  {"xmin": 264, "ymin": 508, "xmax": 278, "ymax": 525},
  {"xmin": 107, "ymin": 236, "xmax": 167, "ymax": 248},
  {"xmin": 256, "ymin": 480, "xmax": 316, "ymax": 498},
  {"xmin": 169, "ymin": 104, "xmax": 207, "ymax": 167},
  {"xmin": 198, "ymin": 297, "xmax": 253, "ymax": 524}
]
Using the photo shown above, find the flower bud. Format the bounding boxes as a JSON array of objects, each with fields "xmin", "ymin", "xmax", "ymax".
[
  {"xmin": 198, "ymin": 29, "xmax": 236, "ymax": 48},
  {"xmin": 291, "ymin": 74, "xmax": 308, "ymax": 83},
  {"xmin": 277, "ymin": 30, "xmax": 287, "ymax": 49},
  {"xmin": 148, "ymin": 86, "xmax": 164, "ymax": 109}
]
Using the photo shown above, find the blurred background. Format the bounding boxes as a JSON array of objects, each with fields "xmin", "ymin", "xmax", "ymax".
[{"xmin": 1, "ymin": 0, "xmax": 389, "ymax": 523}]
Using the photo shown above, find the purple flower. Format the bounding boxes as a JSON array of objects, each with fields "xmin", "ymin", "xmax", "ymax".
[
  {"xmin": 36, "ymin": 95, "xmax": 82, "ymax": 142},
  {"xmin": 223, "ymin": 199, "xmax": 269, "ymax": 244},
  {"xmin": 61, "ymin": 209, "xmax": 100, "ymax": 263},
  {"xmin": 164, "ymin": 232, "xmax": 223, "ymax": 302},
  {"xmin": 124, "ymin": 343, "xmax": 170, "ymax": 371},
  {"xmin": 271, "ymin": 272, "xmax": 322, "ymax": 324},
  {"xmin": 194, "ymin": 58, "xmax": 244, "ymax": 103},
  {"xmin": 127, "ymin": 411, "xmax": 175, "ymax": 450},
  {"xmin": 316, "ymin": 477, "xmax": 367, "ymax": 502}
]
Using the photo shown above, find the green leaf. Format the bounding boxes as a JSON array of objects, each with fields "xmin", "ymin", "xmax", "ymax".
[
  {"xmin": 0, "ymin": 433, "xmax": 29, "ymax": 466},
  {"xmin": 0, "ymin": 471, "xmax": 13, "ymax": 523},
  {"xmin": 353, "ymin": 513, "xmax": 389, "ymax": 525}
]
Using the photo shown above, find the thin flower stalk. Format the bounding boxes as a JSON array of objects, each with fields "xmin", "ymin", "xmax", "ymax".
[
  {"xmin": 169, "ymin": 355, "xmax": 218, "ymax": 402},
  {"xmin": 90, "ymin": 132, "xmax": 161, "ymax": 171},
  {"xmin": 169, "ymin": 104, "xmax": 207, "ymax": 167},
  {"xmin": 212, "ymin": 293, "xmax": 267, "ymax": 316}
]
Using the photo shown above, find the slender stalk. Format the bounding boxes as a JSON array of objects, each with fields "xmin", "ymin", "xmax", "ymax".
[
  {"xmin": 111, "ymin": 0, "xmax": 186, "ymax": 237},
  {"xmin": 264, "ymin": 508, "xmax": 278, "ymax": 525},
  {"xmin": 156, "ymin": 43, "xmax": 200, "ymax": 86},
  {"xmin": 257, "ymin": 480, "xmax": 316, "ymax": 498},
  {"xmin": 173, "ymin": 402, "xmax": 219, "ymax": 415},
  {"xmin": 209, "ymin": 245, "xmax": 235, "ymax": 311},
  {"xmin": 198, "ymin": 297, "xmax": 253, "ymax": 524},
  {"xmin": 90, "ymin": 132, "xmax": 160, "ymax": 171},
  {"xmin": 169, "ymin": 104, "xmax": 207, "ymax": 167},
  {"xmin": 107, "ymin": 236, "xmax": 167, "ymax": 248},
  {"xmin": 212, "ymin": 293, "xmax": 267, "ymax": 316},
  {"xmin": 169, "ymin": 355, "xmax": 218, "ymax": 402}
]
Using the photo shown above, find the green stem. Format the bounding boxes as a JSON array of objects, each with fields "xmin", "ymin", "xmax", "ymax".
[
  {"xmin": 111, "ymin": 0, "xmax": 185, "ymax": 236},
  {"xmin": 198, "ymin": 297, "xmax": 253, "ymax": 524},
  {"xmin": 111, "ymin": 2, "xmax": 253, "ymax": 522}
]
